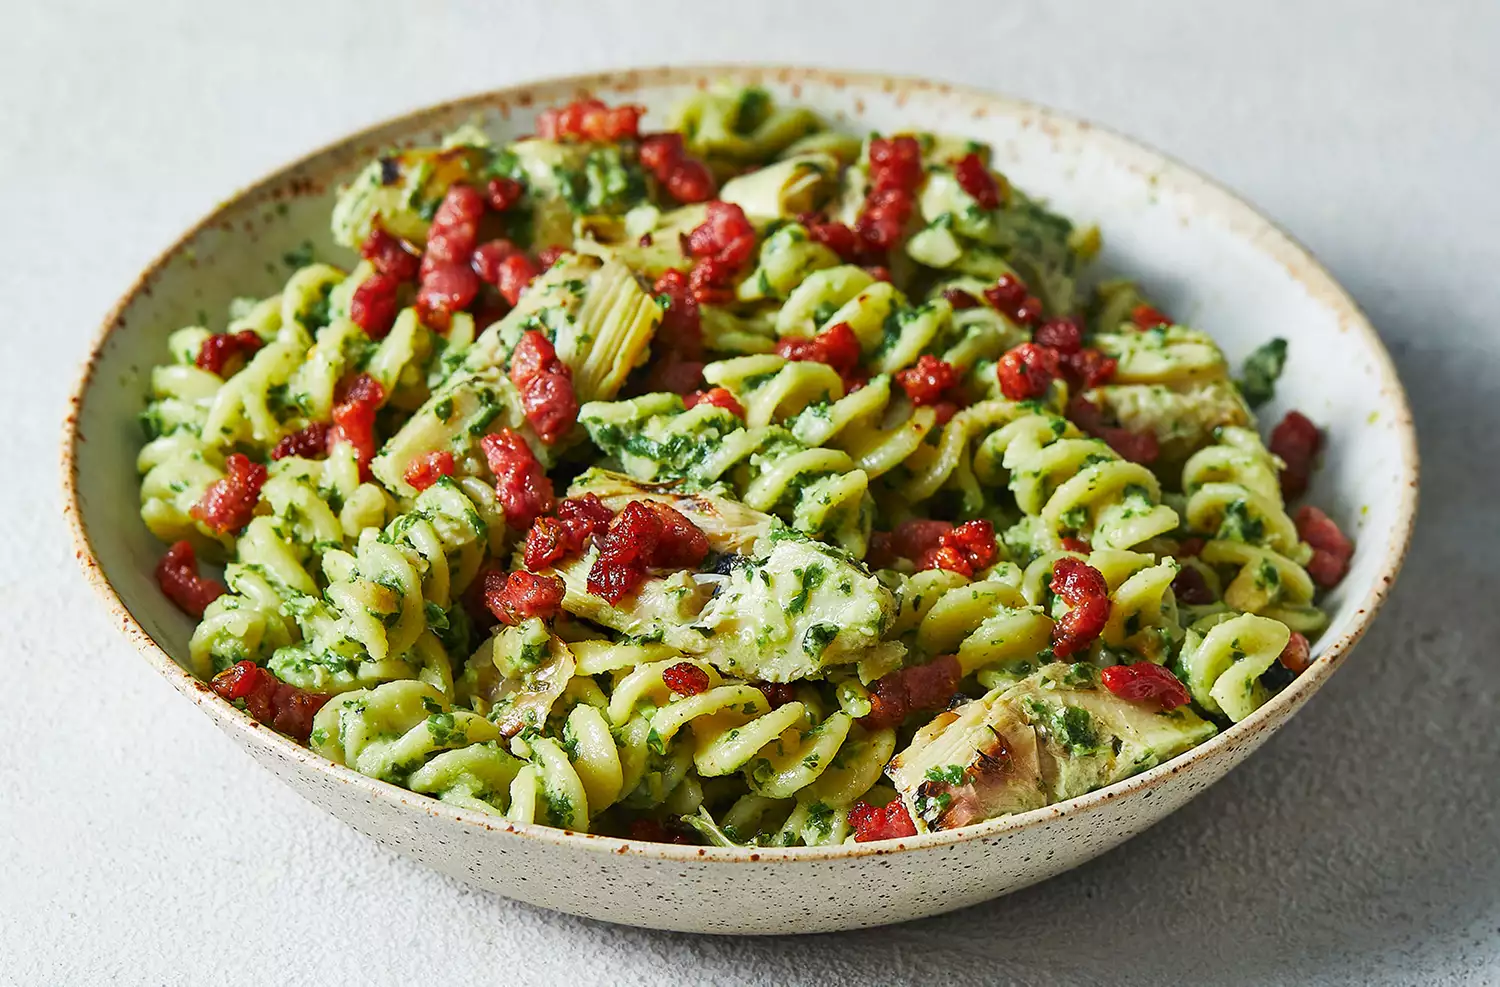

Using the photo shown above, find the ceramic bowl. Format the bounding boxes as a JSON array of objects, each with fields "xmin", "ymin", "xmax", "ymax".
[{"xmin": 63, "ymin": 66, "xmax": 1418, "ymax": 934}]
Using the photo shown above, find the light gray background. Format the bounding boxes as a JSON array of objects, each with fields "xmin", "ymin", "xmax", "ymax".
[{"xmin": 3, "ymin": 1, "xmax": 1495, "ymax": 984}]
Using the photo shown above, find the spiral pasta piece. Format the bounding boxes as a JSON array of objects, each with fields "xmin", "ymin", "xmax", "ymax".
[
  {"xmin": 1182, "ymin": 427, "xmax": 1325, "ymax": 632},
  {"xmin": 311, "ymin": 679, "xmax": 521, "ymax": 813},
  {"xmin": 889, "ymin": 398, "xmax": 1027, "ymax": 510},
  {"xmin": 992, "ymin": 411, "xmax": 1180, "ymax": 555},
  {"xmin": 704, "ymin": 354, "xmax": 941, "ymax": 483},
  {"xmin": 1176, "ymin": 612, "xmax": 1291, "ymax": 721},
  {"xmin": 614, "ymin": 652, "xmax": 894, "ymax": 844},
  {"xmin": 886, "ymin": 564, "xmax": 1053, "ymax": 687},
  {"xmin": 735, "ymin": 222, "xmax": 841, "ymax": 303},
  {"xmin": 246, "ymin": 475, "xmax": 488, "ymax": 695},
  {"xmin": 1083, "ymin": 280, "xmax": 1252, "ymax": 466}
]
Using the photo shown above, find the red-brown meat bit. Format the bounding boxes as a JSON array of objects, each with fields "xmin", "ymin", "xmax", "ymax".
[
  {"xmin": 523, "ymin": 493, "xmax": 615, "ymax": 571},
  {"xmin": 1062, "ymin": 347, "xmax": 1118, "ymax": 391},
  {"xmin": 917, "ymin": 519, "xmax": 998, "ymax": 578},
  {"xmin": 1049, "ymin": 557, "xmax": 1111, "ymax": 658},
  {"xmin": 483, "ymin": 569, "xmax": 566, "ymax": 625},
  {"xmin": 864, "ymin": 530, "xmax": 897, "ymax": 569},
  {"xmin": 509, "ymin": 330, "xmax": 579, "ymax": 445},
  {"xmin": 1269, "ymin": 410, "xmax": 1322, "ymax": 501},
  {"xmin": 952, "ymin": 152, "xmax": 1001, "ymax": 209},
  {"xmin": 684, "ymin": 201, "xmax": 757, "ymax": 304},
  {"xmin": 587, "ymin": 502, "xmax": 659, "ymax": 603},
  {"xmin": 195, "ymin": 330, "xmax": 264, "ymax": 377},
  {"xmin": 328, "ymin": 373, "xmax": 384, "ymax": 479},
  {"xmin": 638, "ymin": 132, "xmax": 683, "ymax": 173},
  {"xmin": 350, "ymin": 273, "xmax": 402, "ymax": 339},
  {"xmin": 155, "ymin": 540, "xmax": 225, "ymax": 618},
  {"xmin": 1130, "ymin": 304, "xmax": 1171, "ymax": 330},
  {"xmin": 509, "ymin": 328, "xmax": 559, "ymax": 386},
  {"xmin": 884, "ymin": 523, "xmax": 954, "ymax": 566},
  {"xmin": 1177, "ymin": 536, "xmax": 1205, "ymax": 557},
  {"xmin": 1099, "ymin": 662, "xmax": 1190, "ymax": 710},
  {"xmin": 1279, "ymin": 631, "xmax": 1312, "ymax": 675},
  {"xmin": 480, "ymin": 429, "xmax": 555, "ymax": 530},
  {"xmin": 983, "ymin": 274, "xmax": 1044, "ymax": 328},
  {"xmin": 191, "ymin": 453, "xmax": 267, "ymax": 534},
  {"xmin": 855, "ymin": 185, "xmax": 914, "ymax": 254},
  {"xmin": 1295, "ymin": 505, "xmax": 1354, "ymax": 588},
  {"xmin": 665, "ymin": 158, "xmax": 715, "ymax": 204},
  {"xmin": 637, "ymin": 131, "xmax": 717, "ymax": 204},
  {"xmin": 210, "ymin": 661, "xmax": 331, "ymax": 742},
  {"xmin": 799, "ymin": 213, "xmax": 861, "ymax": 263},
  {"xmin": 1066, "ymin": 396, "xmax": 1159, "ymax": 465},
  {"xmin": 686, "ymin": 259, "xmax": 736, "ymax": 306},
  {"xmin": 774, "ymin": 322, "xmax": 863, "ymax": 382},
  {"xmin": 423, "ymin": 183, "xmax": 486, "ymax": 267},
  {"xmin": 942, "ymin": 288, "xmax": 982, "ymax": 310},
  {"xmin": 1033, "ymin": 318, "xmax": 1082, "ymax": 354},
  {"xmin": 645, "ymin": 501, "xmax": 711, "ymax": 569},
  {"xmin": 359, "ymin": 227, "xmax": 420, "ymax": 281},
  {"xmin": 849, "ymin": 799, "xmax": 918, "ymax": 842},
  {"xmin": 1171, "ymin": 565, "xmax": 1215, "ymax": 606},
  {"xmin": 471, "ymin": 239, "xmax": 520, "ymax": 284},
  {"xmin": 586, "ymin": 500, "xmax": 710, "ymax": 603},
  {"xmin": 757, "ymin": 682, "xmax": 798, "ymax": 709},
  {"xmin": 417, "ymin": 183, "xmax": 486, "ymax": 330},
  {"xmin": 1060, "ymin": 536, "xmax": 1092, "ymax": 554},
  {"xmin": 416, "ymin": 263, "xmax": 480, "ymax": 331},
  {"xmin": 486, "ymin": 176, "xmax": 525, "ymax": 212},
  {"xmin": 662, "ymin": 662, "xmax": 711, "ymax": 696},
  {"xmin": 494, "ymin": 253, "xmax": 541, "ymax": 308},
  {"xmin": 403, "ymin": 450, "xmax": 455, "ymax": 491},
  {"xmin": 270, "ymin": 422, "xmax": 331, "ymax": 461},
  {"xmin": 854, "ymin": 136, "xmax": 923, "ymax": 255},
  {"xmin": 683, "ymin": 387, "xmax": 746, "ymax": 418},
  {"xmin": 861, "ymin": 654, "xmax": 963, "ymax": 730},
  {"xmin": 536, "ymin": 98, "xmax": 643, "ymax": 142},
  {"xmin": 895, "ymin": 355, "xmax": 960, "ymax": 408},
  {"xmin": 881, "ymin": 519, "xmax": 953, "ymax": 566},
  {"xmin": 556, "ymin": 493, "xmax": 615, "ymax": 543},
  {"xmin": 641, "ymin": 269, "xmax": 706, "ymax": 393},
  {"xmin": 869, "ymin": 135, "xmax": 924, "ymax": 193},
  {"xmin": 521, "ymin": 517, "xmax": 568, "ymax": 572},
  {"xmin": 997, "ymin": 342, "xmax": 1061, "ymax": 401},
  {"xmin": 518, "ymin": 366, "xmax": 579, "ymax": 445}
]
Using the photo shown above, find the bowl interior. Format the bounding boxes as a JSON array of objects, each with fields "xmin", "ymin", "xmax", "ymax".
[{"xmin": 66, "ymin": 67, "xmax": 1417, "ymax": 861}]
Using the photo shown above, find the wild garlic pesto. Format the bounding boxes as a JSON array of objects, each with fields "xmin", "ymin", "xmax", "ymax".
[{"xmin": 138, "ymin": 83, "xmax": 1346, "ymax": 847}]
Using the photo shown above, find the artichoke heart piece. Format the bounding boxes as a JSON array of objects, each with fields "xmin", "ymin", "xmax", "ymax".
[
  {"xmin": 464, "ymin": 253, "xmax": 660, "ymax": 405},
  {"xmin": 680, "ymin": 532, "xmax": 898, "ymax": 683},
  {"xmin": 889, "ymin": 663, "xmax": 1217, "ymax": 832},
  {"xmin": 330, "ymin": 143, "xmax": 490, "ymax": 250}
]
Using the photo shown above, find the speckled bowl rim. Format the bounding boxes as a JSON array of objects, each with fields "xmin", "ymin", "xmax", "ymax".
[{"xmin": 63, "ymin": 64, "xmax": 1418, "ymax": 864}]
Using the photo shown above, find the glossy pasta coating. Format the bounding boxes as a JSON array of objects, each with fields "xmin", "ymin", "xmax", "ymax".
[{"xmin": 133, "ymin": 85, "xmax": 1349, "ymax": 845}]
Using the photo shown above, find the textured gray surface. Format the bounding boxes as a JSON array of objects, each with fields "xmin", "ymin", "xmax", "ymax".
[{"xmin": 3, "ymin": 1, "xmax": 1496, "ymax": 983}]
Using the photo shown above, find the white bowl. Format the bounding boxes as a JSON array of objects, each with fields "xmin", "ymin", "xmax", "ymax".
[{"xmin": 63, "ymin": 66, "xmax": 1418, "ymax": 934}]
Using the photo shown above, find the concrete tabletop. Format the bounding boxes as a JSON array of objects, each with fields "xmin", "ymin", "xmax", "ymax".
[{"xmin": 4, "ymin": 1, "xmax": 1496, "ymax": 983}]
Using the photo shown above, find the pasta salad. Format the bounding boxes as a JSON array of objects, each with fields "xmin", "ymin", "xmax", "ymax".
[{"xmin": 136, "ymin": 86, "xmax": 1353, "ymax": 846}]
